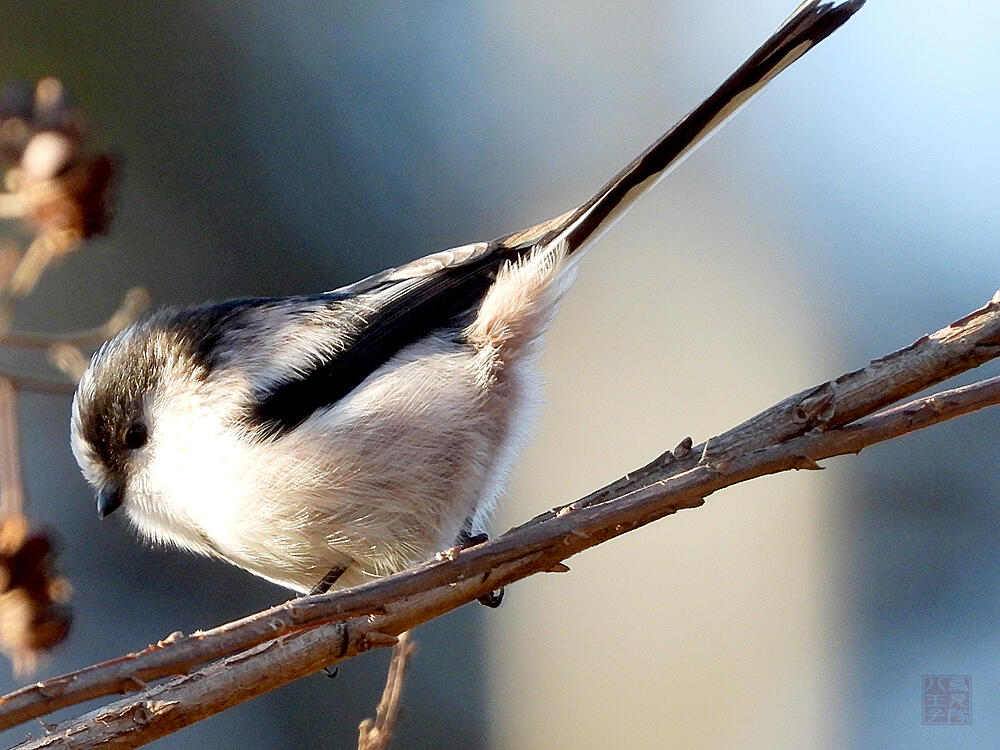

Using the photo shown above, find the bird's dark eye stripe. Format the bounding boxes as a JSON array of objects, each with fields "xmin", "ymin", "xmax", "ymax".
[{"xmin": 123, "ymin": 422, "xmax": 148, "ymax": 450}]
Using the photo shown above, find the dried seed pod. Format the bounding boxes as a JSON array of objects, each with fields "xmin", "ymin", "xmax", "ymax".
[
  {"xmin": 0, "ymin": 78, "xmax": 115, "ymax": 243},
  {"xmin": 0, "ymin": 515, "xmax": 72, "ymax": 674}
]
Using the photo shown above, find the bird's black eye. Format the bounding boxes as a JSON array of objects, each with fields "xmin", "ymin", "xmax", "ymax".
[{"xmin": 123, "ymin": 422, "xmax": 148, "ymax": 450}]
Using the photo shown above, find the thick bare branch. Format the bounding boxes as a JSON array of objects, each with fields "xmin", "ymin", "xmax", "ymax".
[
  {"xmin": 4, "ymin": 294, "xmax": 1000, "ymax": 746},
  {"xmin": 687, "ymin": 294, "xmax": 1000, "ymax": 460}
]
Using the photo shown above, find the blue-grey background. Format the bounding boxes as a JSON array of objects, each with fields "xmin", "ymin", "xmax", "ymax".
[{"xmin": 1, "ymin": 1, "xmax": 998, "ymax": 748}]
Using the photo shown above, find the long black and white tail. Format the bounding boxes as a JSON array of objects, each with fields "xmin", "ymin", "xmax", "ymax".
[
  {"xmin": 497, "ymin": 0, "xmax": 864, "ymax": 258},
  {"xmin": 469, "ymin": 0, "xmax": 864, "ymax": 357}
]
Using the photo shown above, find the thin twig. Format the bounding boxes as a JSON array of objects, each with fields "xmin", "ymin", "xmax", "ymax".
[
  {"xmin": 3, "ymin": 293, "xmax": 1000, "ymax": 744},
  {"xmin": 0, "ymin": 231, "xmax": 78, "ymax": 334},
  {"xmin": 0, "ymin": 378, "xmax": 24, "ymax": 518},
  {"xmin": 358, "ymin": 631, "xmax": 415, "ymax": 750},
  {"xmin": 0, "ymin": 287, "xmax": 149, "ymax": 388},
  {"xmin": 0, "ymin": 287, "xmax": 150, "ymax": 352},
  {"xmin": 0, "ymin": 242, "xmax": 23, "ymax": 292},
  {"xmin": 0, "ymin": 375, "xmax": 75, "ymax": 396}
]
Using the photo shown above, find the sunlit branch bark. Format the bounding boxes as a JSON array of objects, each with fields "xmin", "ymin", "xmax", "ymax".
[{"xmin": 3, "ymin": 292, "xmax": 1000, "ymax": 748}]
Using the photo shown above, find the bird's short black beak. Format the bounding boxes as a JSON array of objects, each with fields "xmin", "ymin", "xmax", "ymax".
[{"xmin": 97, "ymin": 485, "xmax": 123, "ymax": 518}]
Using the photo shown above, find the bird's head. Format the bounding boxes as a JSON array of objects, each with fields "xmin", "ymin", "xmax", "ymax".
[{"xmin": 70, "ymin": 317, "xmax": 218, "ymax": 521}]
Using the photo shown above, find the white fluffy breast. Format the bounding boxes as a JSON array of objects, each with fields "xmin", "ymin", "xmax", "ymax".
[{"xmin": 121, "ymin": 330, "xmax": 540, "ymax": 593}]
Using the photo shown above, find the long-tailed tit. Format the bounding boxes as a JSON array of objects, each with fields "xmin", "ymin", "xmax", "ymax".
[{"xmin": 70, "ymin": 1, "xmax": 864, "ymax": 598}]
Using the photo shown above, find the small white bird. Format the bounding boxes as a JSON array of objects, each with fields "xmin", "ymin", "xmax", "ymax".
[{"xmin": 70, "ymin": 1, "xmax": 864, "ymax": 598}]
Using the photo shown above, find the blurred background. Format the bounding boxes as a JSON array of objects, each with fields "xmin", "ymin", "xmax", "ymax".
[{"xmin": 1, "ymin": 1, "xmax": 999, "ymax": 747}]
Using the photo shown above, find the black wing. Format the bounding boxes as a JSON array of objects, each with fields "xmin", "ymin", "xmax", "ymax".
[{"xmin": 250, "ymin": 241, "xmax": 524, "ymax": 435}]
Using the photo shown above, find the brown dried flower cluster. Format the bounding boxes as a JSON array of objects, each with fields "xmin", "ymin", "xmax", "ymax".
[
  {"xmin": 0, "ymin": 78, "xmax": 116, "ymax": 330},
  {"xmin": 0, "ymin": 77, "xmax": 114, "ymax": 242},
  {"xmin": 0, "ymin": 515, "xmax": 70, "ymax": 676}
]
